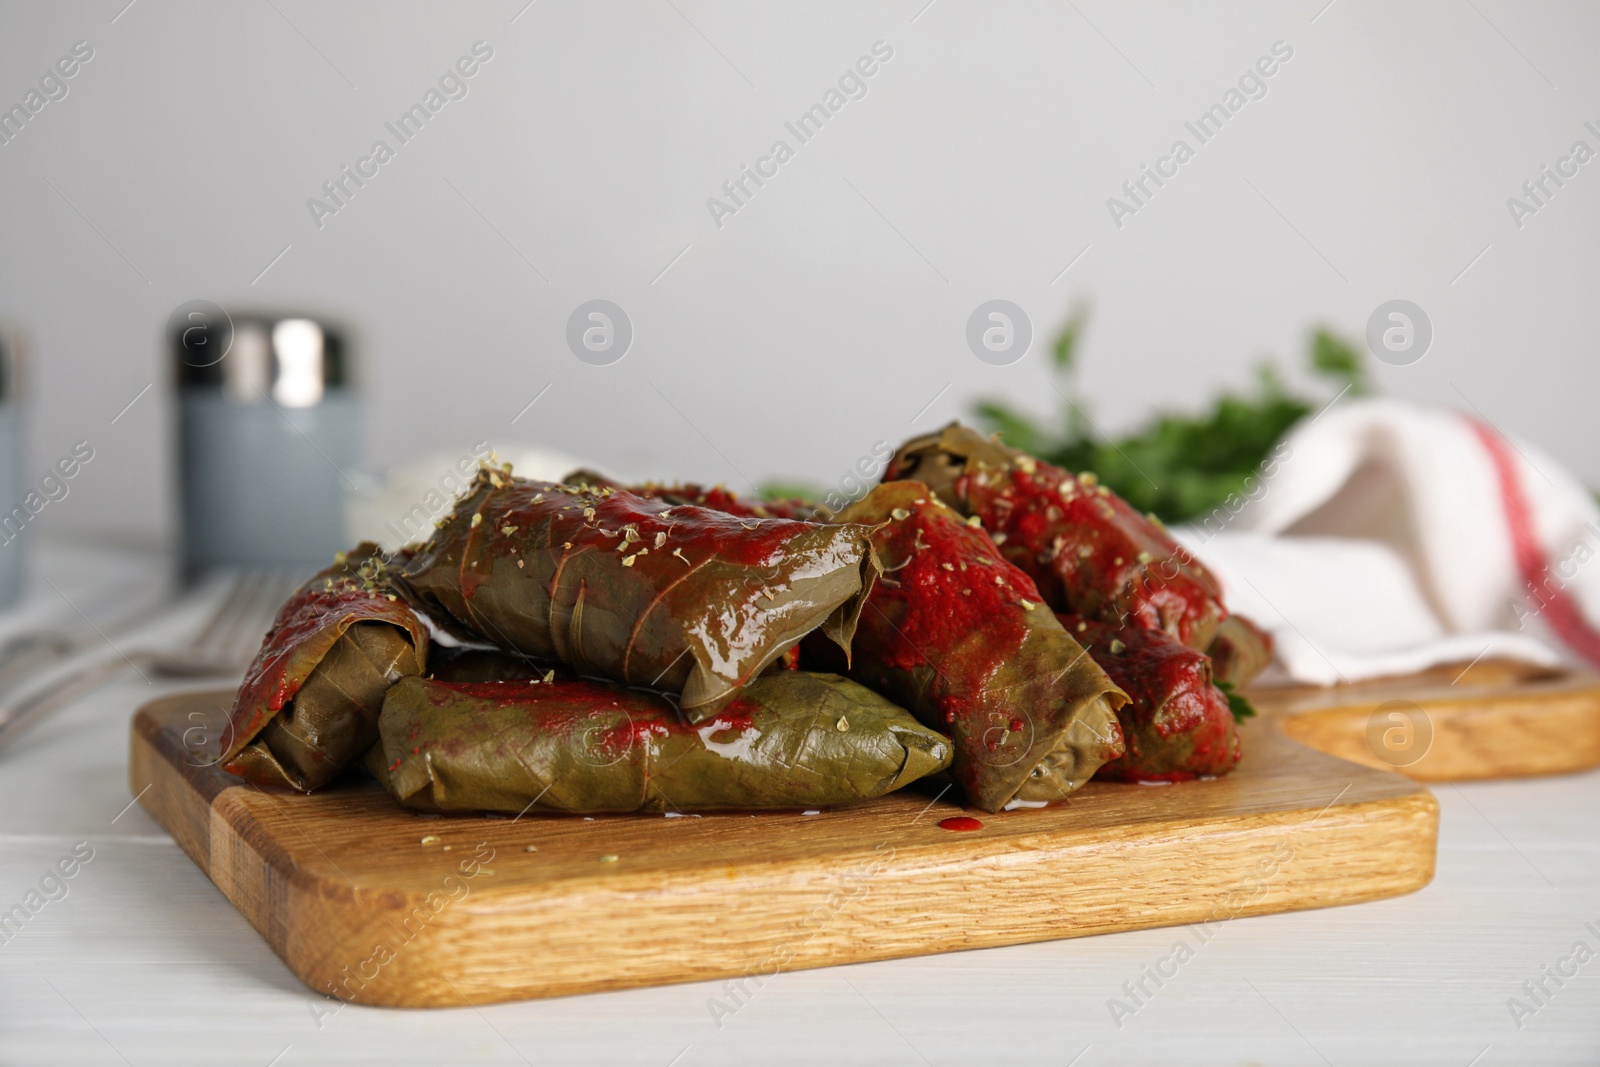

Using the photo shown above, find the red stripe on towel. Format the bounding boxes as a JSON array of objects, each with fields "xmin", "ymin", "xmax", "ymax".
[{"xmin": 1468, "ymin": 418, "xmax": 1600, "ymax": 668}]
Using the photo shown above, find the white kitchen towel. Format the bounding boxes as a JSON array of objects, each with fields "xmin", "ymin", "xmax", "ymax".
[
  {"xmin": 1174, "ymin": 397, "xmax": 1600, "ymax": 685},
  {"xmin": 345, "ymin": 443, "xmax": 592, "ymax": 553}
]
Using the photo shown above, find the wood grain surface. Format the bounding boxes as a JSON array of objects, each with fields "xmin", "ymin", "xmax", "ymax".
[
  {"xmin": 130, "ymin": 690, "xmax": 1437, "ymax": 1008},
  {"xmin": 1250, "ymin": 661, "xmax": 1600, "ymax": 781}
]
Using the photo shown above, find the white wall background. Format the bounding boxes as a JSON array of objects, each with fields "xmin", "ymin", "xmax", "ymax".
[{"xmin": 1, "ymin": 0, "xmax": 1596, "ymax": 547}]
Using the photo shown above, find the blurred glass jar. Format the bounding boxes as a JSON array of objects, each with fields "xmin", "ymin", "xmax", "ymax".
[
  {"xmin": 0, "ymin": 323, "xmax": 25, "ymax": 606},
  {"xmin": 173, "ymin": 311, "xmax": 358, "ymax": 576}
]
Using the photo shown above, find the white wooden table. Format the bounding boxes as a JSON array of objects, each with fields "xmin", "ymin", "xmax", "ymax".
[{"xmin": 1, "ymin": 545, "xmax": 1596, "ymax": 1066}]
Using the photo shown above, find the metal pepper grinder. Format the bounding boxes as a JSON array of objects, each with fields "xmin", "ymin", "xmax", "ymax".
[
  {"xmin": 173, "ymin": 311, "xmax": 359, "ymax": 577},
  {"xmin": 0, "ymin": 324, "xmax": 25, "ymax": 605}
]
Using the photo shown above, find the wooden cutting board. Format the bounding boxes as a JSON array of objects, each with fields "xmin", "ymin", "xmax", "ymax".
[
  {"xmin": 130, "ymin": 690, "xmax": 1436, "ymax": 1008},
  {"xmin": 1249, "ymin": 660, "xmax": 1600, "ymax": 781}
]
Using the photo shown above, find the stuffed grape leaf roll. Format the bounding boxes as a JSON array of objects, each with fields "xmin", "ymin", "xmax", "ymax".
[
  {"xmin": 886, "ymin": 423, "xmax": 1227, "ymax": 648},
  {"xmin": 221, "ymin": 544, "xmax": 428, "ymax": 790},
  {"xmin": 402, "ymin": 467, "xmax": 879, "ymax": 721},
  {"xmin": 1059, "ymin": 614, "xmax": 1243, "ymax": 782},
  {"xmin": 809, "ymin": 482, "xmax": 1128, "ymax": 812},
  {"xmin": 366, "ymin": 671, "xmax": 951, "ymax": 814}
]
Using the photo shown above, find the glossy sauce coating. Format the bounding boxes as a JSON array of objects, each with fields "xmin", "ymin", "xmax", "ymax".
[
  {"xmin": 818, "ymin": 482, "xmax": 1126, "ymax": 812},
  {"xmin": 958, "ymin": 457, "xmax": 1225, "ymax": 649}
]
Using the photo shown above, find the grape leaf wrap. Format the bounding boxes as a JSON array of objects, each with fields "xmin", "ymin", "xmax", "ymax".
[
  {"xmin": 402, "ymin": 469, "xmax": 880, "ymax": 721},
  {"xmin": 365, "ymin": 671, "xmax": 951, "ymax": 814},
  {"xmin": 887, "ymin": 423, "xmax": 1227, "ymax": 648},
  {"xmin": 809, "ymin": 482, "xmax": 1128, "ymax": 812},
  {"xmin": 1059, "ymin": 614, "xmax": 1242, "ymax": 782},
  {"xmin": 221, "ymin": 544, "xmax": 428, "ymax": 791}
]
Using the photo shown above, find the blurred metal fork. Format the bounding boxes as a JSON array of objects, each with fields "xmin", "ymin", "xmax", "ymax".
[
  {"xmin": 0, "ymin": 569, "xmax": 302, "ymax": 753},
  {"xmin": 0, "ymin": 577, "xmax": 170, "ymax": 693},
  {"xmin": 147, "ymin": 570, "xmax": 301, "ymax": 677}
]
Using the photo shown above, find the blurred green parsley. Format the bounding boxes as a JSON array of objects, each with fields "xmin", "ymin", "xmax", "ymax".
[{"xmin": 973, "ymin": 303, "xmax": 1370, "ymax": 524}]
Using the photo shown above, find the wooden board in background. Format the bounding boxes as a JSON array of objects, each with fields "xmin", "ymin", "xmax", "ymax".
[
  {"xmin": 1250, "ymin": 661, "xmax": 1600, "ymax": 782},
  {"xmin": 131, "ymin": 690, "xmax": 1437, "ymax": 1008}
]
